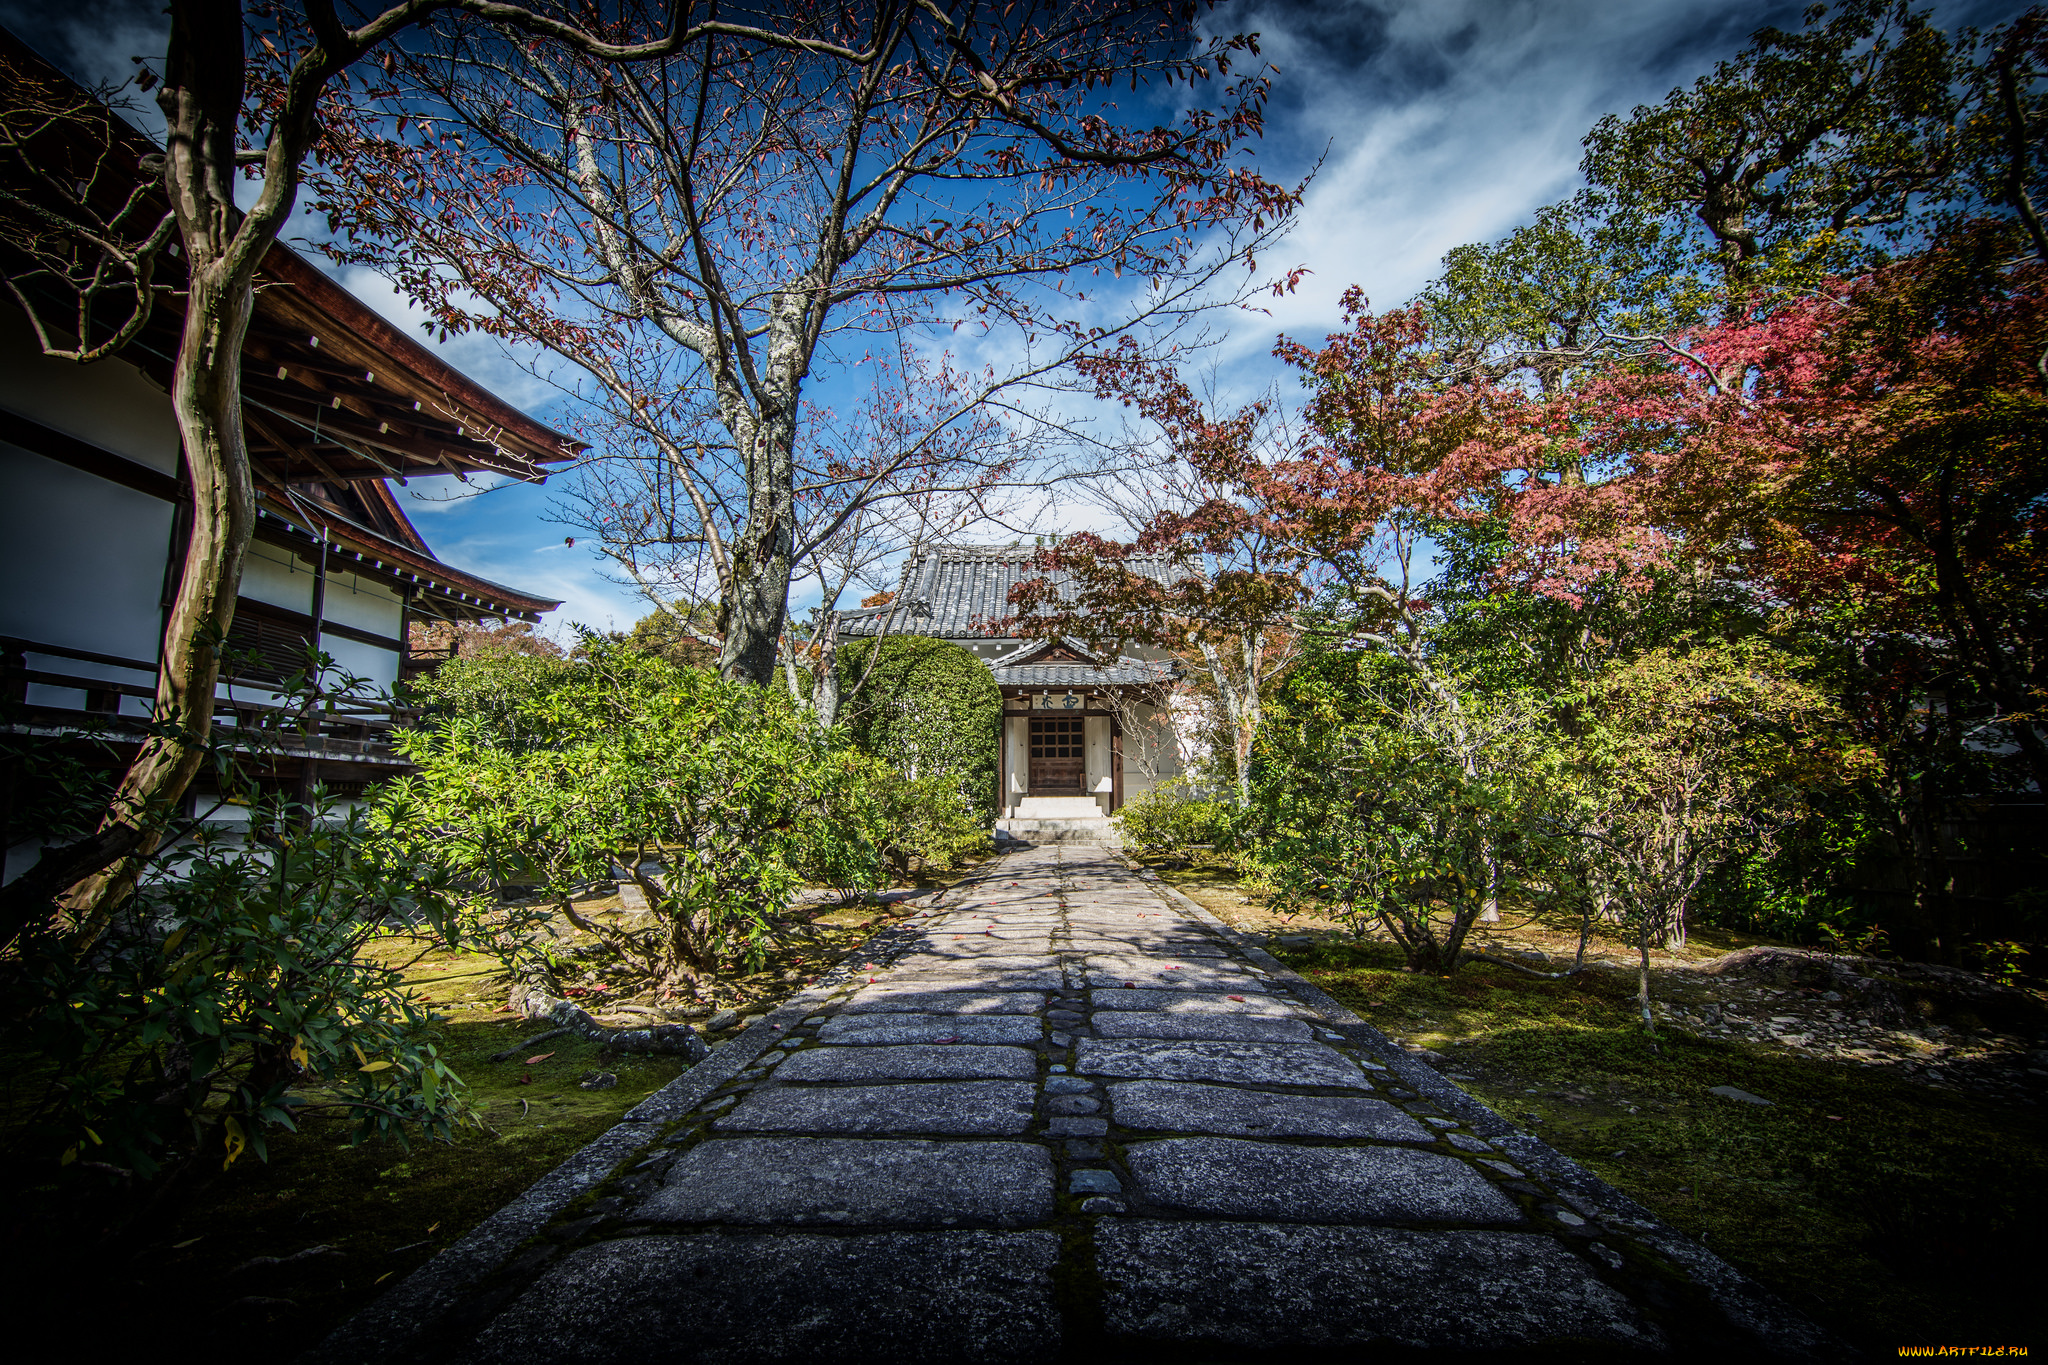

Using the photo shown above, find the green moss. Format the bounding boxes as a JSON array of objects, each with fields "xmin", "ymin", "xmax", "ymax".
[
  {"xmin": 1, "ymin": 1014, "xmax": 689, "ymax": 1356},
  {"xmin": 1278, "ymin": 939, "xmax": 2048, "ymax": 1352}
]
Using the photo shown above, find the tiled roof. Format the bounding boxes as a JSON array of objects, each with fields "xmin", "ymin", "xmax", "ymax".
[
  {"xmin": 837, "ymin": 544, "xmax": 1181, "ymax": 639},
  {"xmin": 994, "ymin": 660, "xmax": 1178, "ymax": 688}
]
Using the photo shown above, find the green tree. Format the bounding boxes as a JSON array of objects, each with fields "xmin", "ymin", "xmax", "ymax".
[
  {"xmin": 1249, "ymin": 649, "xmax": 1567, "ymax": 975},
  {"xmin": 834, "ymin": 637, "xmax": 1002, "ymax": 820},
  {"xmin": 1581, "ymin": 0, "xmax": 1970, "ymax": 311},
  {"xmin": 395, "ymin": 645, "xmax": 886, "ymax": 996}
]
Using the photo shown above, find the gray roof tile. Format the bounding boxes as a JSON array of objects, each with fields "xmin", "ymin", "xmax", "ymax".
[
  {"xmin": 837, "ymin": 544, "xmax": 1181, "ymax": 640},
  {"xmin": 994, "ymin": 660, "xmax": 1177, "ymax": 688}
]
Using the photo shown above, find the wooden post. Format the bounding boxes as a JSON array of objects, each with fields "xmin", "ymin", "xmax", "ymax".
[{"xmin": 996, "ymin": 700, "xmax": 1007, "ymax": 820}]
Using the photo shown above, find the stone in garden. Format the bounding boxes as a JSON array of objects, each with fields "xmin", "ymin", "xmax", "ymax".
[
  {"xmin": 1069, "ymin": 1169, "xmax": 1122, "ymax": 1195},
  {"xmin": 1708, "ymin": 1086, "xmax": 1774, "ymax": 1106},
  {"xmin": 1122, "ymin": 1137, "xmax": 1523, "ymax": 1224},
  {"xmin": 1106, "ymin": 1081, "xmax": 1433, "ymax": 1141},
  {"xmin": 644, "ymin": 1138, "xmax": 1054, "ymax": 1227}
]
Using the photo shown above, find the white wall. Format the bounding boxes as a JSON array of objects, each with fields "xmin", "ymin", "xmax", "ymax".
[
  {"xmin": 1085, "ymin": 714, "xmax": 1112, "ymax": 814},
  {"xmin": 1002, "ymin": 714, "xmax": 1029, "ymax": 817},
  {"xmin": 0, "ymin": 442, "xmax": 173, "ymax": 668},
  {"xmin": 240, "ymin": 538, "xmax": 313, "ymax": 613},
  {"xmin": 324, "ymin": 569, "xmax": 403, "ymax": 637},
  {"xmin": 1118, "ymin": 700, "xmax": 1185, "ymax": 803},
  {"xmin": 0, "ymin": 306, "xmax": 181, "ymax": 475}
]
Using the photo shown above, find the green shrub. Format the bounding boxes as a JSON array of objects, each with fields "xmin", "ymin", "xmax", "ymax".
[
  {"xmin": 2, "ymin": 789, "xmax": 482, "ymax": 1182},
  {"xmin": 835, "ymin": 636, "xmax": 1001, "ymax": 819},
  {"xmin": 395, "ymin": 643, "xmax": 887, "ymax": 988},
  {"xmin": 1114, "ymin": 779, "xmax": 1232, "ymax": 862},
  {"xmin": 876, "ymin": 775, "xmax": 994, "ymax": 876}
]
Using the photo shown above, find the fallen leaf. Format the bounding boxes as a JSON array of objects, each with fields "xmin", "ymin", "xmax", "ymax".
[
  {"xmin": 374, "ymin": 1272, "xmax": 394, "ymax": 1285},
  {"xmin": 1124, "ymin": 981, "xmax": 1136, "ymax": 988},
  {"xmin": 525, "ymin": 1052, "xmax": 554, "ymax": 1065},
  {"xmin": 172, "ymin": 1237, "xmax": 203, "ymax": 1249},
  {"xmin": 427, "ymin": 1222, "xmax": 441, "ymax": 1233},
  {"xmin": 1227, "ymin": 995, "xmax": 1245, "ymax": 1002},
  {"xmin": 1825, "ymin": 1114, "xmax": 1845, "ymax": 1121},
  {"xmin": 517, "ymin": 1074, "xmax": 533, "ymax": 1086}
]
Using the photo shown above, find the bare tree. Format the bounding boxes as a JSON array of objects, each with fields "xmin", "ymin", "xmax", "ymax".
[
  {"xmin": 318, "ymin": 0, "xmax": 1298, "ymax": 683},
  {"xmin": 0, "ymin": 0, "xmax": 846, "ymax": 947}
]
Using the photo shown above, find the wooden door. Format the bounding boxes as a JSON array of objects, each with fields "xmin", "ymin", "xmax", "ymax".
[{"xmin": 1028, "ymin": 716, "xmax": 1085, "ymax": 792}]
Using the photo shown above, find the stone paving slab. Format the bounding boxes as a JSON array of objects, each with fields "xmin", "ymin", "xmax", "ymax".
[
  {"xmin": 1075, "ymin": 1038, "xmax": 1372, "ymax": 1088},
  {"xmin": 1092, "ymin": 1010, "xmax": 1314, "ymax": 1042},
  {"xmin": 873, "ymin": 961, "xmax": 1066, "ymax": 990},
  {"xmin": 1096, "ymin": 1221, "xmax": 1661, "ymax": 1355},
  {"xmin": 1107, "ymin": 1080, "xmax": 1435, "ymax": 1140},
  {"xmin": 315, "ymin": 841, "xmax": 1837, "ymax": 1365},
  {"xmin": 774, "ymin": 1045, "xmax": 1038, "ymax": 1081},
  {"xmin": 817, "ymin": 1013, "xmax": 1044, "ymax": 1045},
  {"xmin": 1124, "ymin": 1136, "xmax": 1525, "ymax": 1224},
  {"xmin": 644, "ymin": 1137, "xmax": 1054, "ymax": 1226},
  {"xmin": 894, "ymin": 943, "xmax": 1060, "ymax": 962},
  {"xmin": 1080, "ymin": 956, "xmax": 1268, "ymax": 990},
  {"xmin": 461, "ymin": 1231, "xmax": 1062, "ymax": 1365},
  {"xmin": 715, "ymin": 1080, "xmax": 1038, "ymax": 1134},
  {"xmin": 838, "ymin": 989, "xmax": 1047, "ymax": 1016},
  {"xmin": 1088, "ymin": 988, "xmax": 1303, "ymax": 1016}
]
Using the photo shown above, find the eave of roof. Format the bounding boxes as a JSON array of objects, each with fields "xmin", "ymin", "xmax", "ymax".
[{"xmin": 256, "ymin": 498, "xmax": 560, "ymax": 620}]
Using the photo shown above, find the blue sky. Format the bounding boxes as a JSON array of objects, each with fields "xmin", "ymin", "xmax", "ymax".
[{"xmin": 2, "ymin": 0, "xmax": 2021, "ymax": 639}]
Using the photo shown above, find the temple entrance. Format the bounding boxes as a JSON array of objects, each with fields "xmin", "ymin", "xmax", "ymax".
[{"xmin": 1028, "ymin": 716, "xmax": 1085, "ymax": 792}]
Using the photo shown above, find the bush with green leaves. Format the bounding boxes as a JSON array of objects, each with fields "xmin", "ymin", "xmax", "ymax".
[
  {"xmin": 394, "ymin": 644, "xmax": 889, "ymax": 992},
  {"xmin": 1247, "ymin": 650, "xmax": 1568, "ymax": 974},
  {"xmin": 875, "ymin": 775, "xmax": 993, "ymax": 876},
  {"xmin": 2, "ymin": 788, "xmax": 483, "ymax": 1182},
  {"xmin": 835, "ymin": 636, "xmax": 1001, "ymax": 819},
  {"xmin": 1113, "ymin": 779, "xmax": 1232, "ymax": 863}
]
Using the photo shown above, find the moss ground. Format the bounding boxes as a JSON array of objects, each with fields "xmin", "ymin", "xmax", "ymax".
[
  {"xmin": 0, "ymin": 862, "xmax": 985, "ymax": 1356},
  {"xmin": 1153, "ymin": 858, "xmax": 2048, "ymax": 1355}
]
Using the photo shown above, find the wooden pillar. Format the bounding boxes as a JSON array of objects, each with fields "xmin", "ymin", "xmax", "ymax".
[{"xmin": 996, "ymin": 699, "xmax": 1007, "ymax": 819}]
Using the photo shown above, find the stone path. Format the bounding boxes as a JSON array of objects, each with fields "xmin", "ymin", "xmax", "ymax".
[{"xmin": 313, "ymin": 846, "xmax": 1839, "ymax": 1364}]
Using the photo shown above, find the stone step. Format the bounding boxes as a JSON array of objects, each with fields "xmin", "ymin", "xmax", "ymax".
[
  {"xmin": 996, "ymin": 817, "xmax": 1121, "ymax": 846},
  {"xmin": 1011, "ymin": 795, "xmax": 1104, "ymax": 818}
]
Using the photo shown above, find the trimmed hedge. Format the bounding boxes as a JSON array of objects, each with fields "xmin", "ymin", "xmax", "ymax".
[{"xmin": 835, "ymin": 636, "xmax": 1001, "ymax": 820}]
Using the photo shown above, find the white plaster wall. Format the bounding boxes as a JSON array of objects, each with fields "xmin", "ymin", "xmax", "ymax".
[
  {"xmin": 1085, "ymin": 714, "xmax": 1112, "ymax": 814},
  {"xmin": 1002, "ymin": 714, "xmax": 1029, "ymax": 817},
  {"xmin": 324, "ymin": 570, "xmax": 403, "ymax": 637},
  {"xmin": 1119, "ymin": 701, "xmax": 1185, "ymax": 803},
  {"xmin": 0, "ymin": 442, "xmax": 173, "ymax": 667},
  {"xmin": 322, "ymin": 636, "xmax": 400, "ymax": 692},
  {"xmin": 240, "ymin": 539, "xmax": 314, "ymax": 613},
  {"xmin": 0, "ymin": 305, "xmax": 181, "ymax": 474}
]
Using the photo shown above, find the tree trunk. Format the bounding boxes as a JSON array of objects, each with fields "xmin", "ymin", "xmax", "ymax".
[
  {"xmin": 0, "ymin": 0, "xmax": 264, "ymax": 951},
  {"xmin": 61, "ymin": 262, "xmax": 256, "ymax": 938},
  {"xmin": 717, "ymin": 416, "xmax": 796, "ymax": 685}
]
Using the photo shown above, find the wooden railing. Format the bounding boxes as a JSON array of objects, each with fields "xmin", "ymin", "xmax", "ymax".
[{"xmin": 1, "ymin": 635, "xmax": 423, "ymax": 761}]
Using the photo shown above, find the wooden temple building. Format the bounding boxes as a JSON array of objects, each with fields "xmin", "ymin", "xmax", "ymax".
[
  {"xmin": 837, "ymin": 545, "xmax": 1186, "ymax": 836},
  {"xmin": 0, "ymin": 31, "xmax": 573, "ymax": 874}
]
